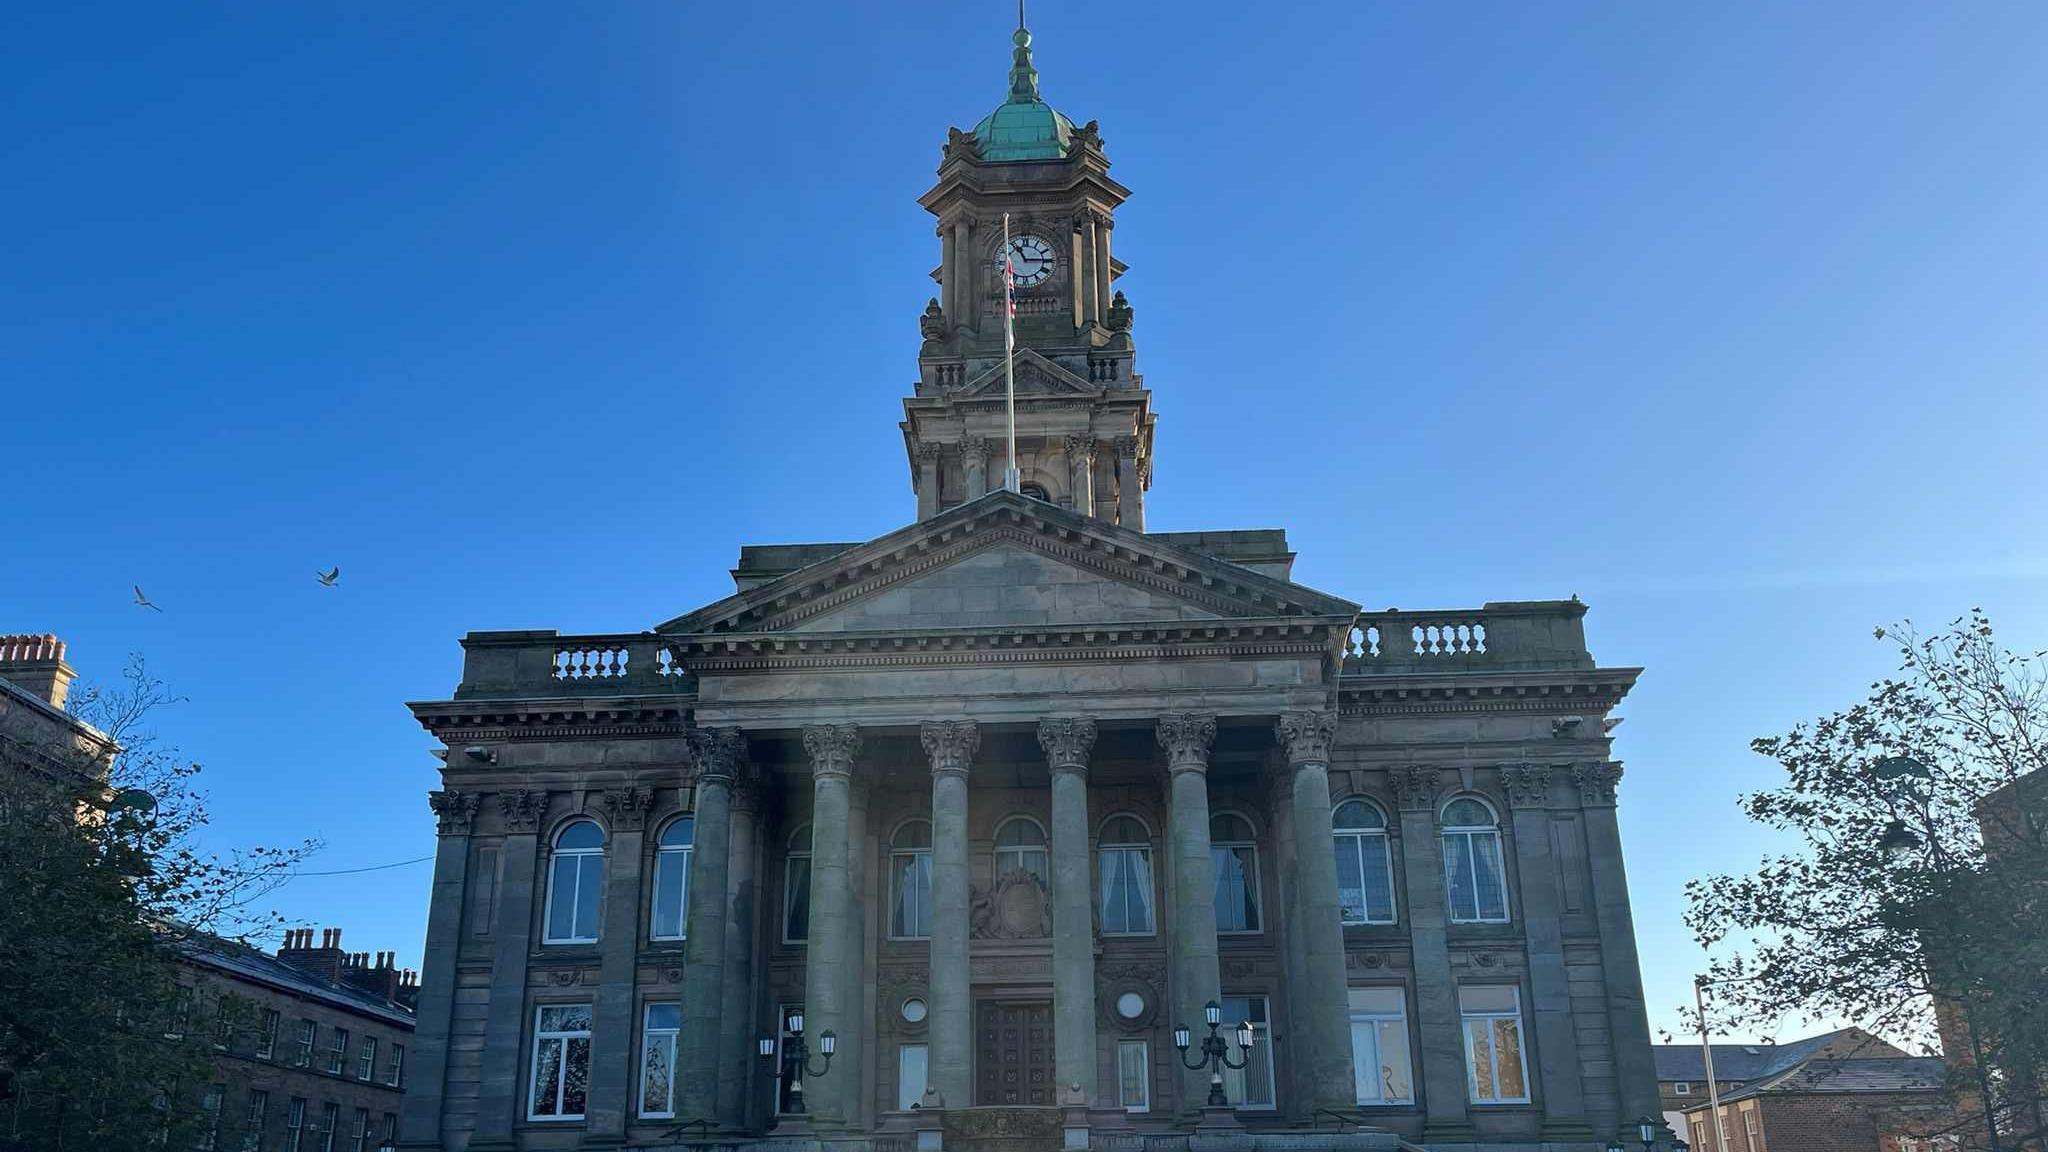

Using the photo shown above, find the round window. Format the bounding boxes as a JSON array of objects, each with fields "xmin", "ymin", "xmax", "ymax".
[
  {"xmin": 1115, "ymin": 991, "xmax": 1146, "ymax": 1019},
  {"xmin": 901, "ymin": 997, "xmax": 929, "ymax": 1024}
]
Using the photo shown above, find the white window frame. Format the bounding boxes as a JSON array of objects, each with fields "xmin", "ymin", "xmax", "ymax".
[
  {"xmin": 783, "ymin": 824, "xmax": 812, "ymax": 945},
  {"xmin": 385, "ymin": 1043, "xmax": 405, "ymax": 1089},
  {"xmin": 257, "ymin": 1010, "xmax": 279, "ymax": 1061},
  {"xmin": 348, "ymin": 1108, "xmax": 368, "ymax": 1152},
  {"xmin": 1098, "ymin": 815, "xmax": 1156, "ymax": 937},
  {"xmin": 542, "ymin": 820, "xmax": 606, "ymax": 945},
  {"xmin": 1673, "ymin": 1080, "xmax": 1692, "ymax": 1096},
  {"xmin": 1116, "ymin": 1039, "xmax": 1151, "ymax": 1113},
  {"xmin": 1348, "ymin": 987, "xmax": 1414, "ymax": 1105},
  {"xmin": 1218, "ymin": 994, "xmax": 1276, "ymax": 1110},
  {"xmin": 1441, "ymin": 797, "xmax": 1511, "ymax": 924},
  {"xmin": 889, "ymin": 819, "xmax": 935, "ymax": 941},
  {"xmin": 316, "ymin": 1102, "xmax": 338, "ymax": 1152},
  {"xmin": 1333, "ymin": 800, "xmax": 1398, "ymax": 925},
  {"xmin": 649, "ymin": 816, "xmax": 695, "ymax": 943},
  {"xmin": 1742, "ymin": 1104, "xmax": 1762, "ymax": 1149},
  {"xmin": 200, "ymin": 1084, "xmax": 224, "ymax": 1151},
  {"xmin": 293, "ymin": 1020, "xmax": 316, "ymax": 1068},
  {"xmin": 527, "ymin": 1004, "xmax": 593, "ymax": 1122},
  {"xmin": 639, "ymin": 1002, "xmax": 681, "ymax": 1119},
  {"xmin": 992, "ymin": 816, "xmax": 1049, "ymax": 885},
  {"xmin": 326, "ymin": 1027, "xmax": 350, "ymax": 1075},
  {"xmin": 1459, "ymin": 985, "xmax": 1531, "ymax": 1104},
  {"xmin": 897, "ymin": 1043, "xmax": 929, "ymax": 1111},
  {"xmin": 1210, "ymin": 812, "xmax": 1263, "ymax": 935},
  {"xmin": 357, "ymin": 1036, "xmax": 378, "ymax": 1082},
  {"xmin": 284, "ymin": 1099, "xmax": 305, "ymax": 1152},
  {"xmin": 242, "ymin": 1089, "xmax": 268, "ymax": 1152}
]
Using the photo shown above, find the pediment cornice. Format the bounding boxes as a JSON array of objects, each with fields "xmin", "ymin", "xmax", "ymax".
[
  {"xmin": 1336, "ymin": 667, "xmax": 1641, "ymax": 717},
  {"xmin": 655, "ymin": 490, "xmax": 1360, "ymax": 636},
  {"xmin": 954, "ymin": 348, "xmax": 1098, "ymax": 398},
  {"xmin": 673, "ymin": 618, "xmax": 1342, "ymax": 675}
]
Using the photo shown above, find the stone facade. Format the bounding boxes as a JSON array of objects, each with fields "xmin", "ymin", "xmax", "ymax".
[{"xmin": 396, "ymin": 16, "xmax": 1665, "ymax": 1152}]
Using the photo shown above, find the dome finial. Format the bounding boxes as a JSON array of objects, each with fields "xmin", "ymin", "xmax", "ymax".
[{"xmin": 1008, "ymin": 1, "xmax": 1040, "ymax": 103}]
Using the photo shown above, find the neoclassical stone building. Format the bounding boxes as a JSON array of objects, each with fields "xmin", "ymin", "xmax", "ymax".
[{"xmin": 399, "ymin": 19, "xmax": 1663, "ymax": 1152}]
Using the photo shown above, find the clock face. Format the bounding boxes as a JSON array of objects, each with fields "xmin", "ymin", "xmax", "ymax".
[{"xmin": 997, "ymin": 234, "xmax": 1057, "ymax": 287}]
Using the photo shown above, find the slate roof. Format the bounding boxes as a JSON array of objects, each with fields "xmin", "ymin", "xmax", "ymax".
[
  {"xmin": 177, "ymin": 932, "xmax": 415, "ymax": 1031},
  {"xmin": 1653, "ymin": 1027, "xmax": 1885, "ymax": 1083},
  {"xmin": 1737, "ymin": 1057, "xmax": 1950, "ymax": 1097}
]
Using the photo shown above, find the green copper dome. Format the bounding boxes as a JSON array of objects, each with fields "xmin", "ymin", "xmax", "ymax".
[{"xmin": 971, "ymin": 25, "xmax": 1074, "ymax": 161}]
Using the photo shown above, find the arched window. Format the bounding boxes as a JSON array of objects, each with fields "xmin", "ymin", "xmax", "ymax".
[
  {"xmin": 1440, "ymin": 797, "xmax": 1509, "ymax": 924},
  {"xmin": 1019, "ymin": 482, "xmax": 1051, "ymax": 502},
  {"xmin": 1210, "ymin": 813, "xmax": 1261, "ymax": 933},
  {"xmin": 543, "ymin": 819, "xmax": 605, "ymax": 945},
  {"xmin": 1097, "ymin": 814, "xmax": 1154, "ymax": 935},
  {"xmin": 783, "ymin": 824, "xmax": 812, "ymax": 945},
  {"xmin": 649, "ymin": 816, "xmax": 694, "ymax": 942},
  {"xmin": 890, "ymin": 820, "xmax": 935, "ymax": 939},
  {"xmin": 993, "ymin": 817, "xmax": 1049, "ymax": 885},
  {"xmin": 1333, "ymin": 800, "xmax": 1397, "ymax": 925}
]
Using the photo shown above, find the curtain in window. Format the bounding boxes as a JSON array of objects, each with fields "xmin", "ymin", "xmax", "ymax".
[
  {"xmin": 891, "ymin": 853, "xmax": 933, "ymax": 937},
  {"xmin": 1211, "ymin": 844, "xmax": 1260, "ymax": 931},
  {"xmin": 1098, "ymin": 847, "xmax": 1153, "ymax": 934}
]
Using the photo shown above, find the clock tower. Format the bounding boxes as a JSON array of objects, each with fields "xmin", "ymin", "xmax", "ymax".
[{"xmin": 901, "ymin": 12, "xmax": 1154, "ymax": 529}]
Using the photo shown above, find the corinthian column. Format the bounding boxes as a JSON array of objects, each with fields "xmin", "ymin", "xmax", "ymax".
[
  {"xmin": 801, "ymin": 725, "xmax": 862, "ymax": 1127},
  {"xmin": 1039, "ymin": 717, "xmax": 1099, "ymax": 1105},
  {"xmin": 1158, "ymin": 713, "xmax": 1220, "ymax": 1117},
  {"xmin": 717, "ymin": 777, "xmax": 763, "ymax": 1129},
  {"xmin": 1501, "ymin": 764, "xmax": 1590, "ymax": 1137},
  {"xmin": 1576, "ymin": 762, "xmax": 1663, "ymax": 1135},
  {"xmin": 398, "ymin": 790, "xmax": 478, "ymax": 1149},
  {"xmin": 1391, "ymin": 766, "xmax": 1469, "ymax": 1140},
  {"xmin": 962, "ymin": 435, "xmax": 990, "ymax": 501},
  {"xmin": 1064, "ymin": 435, "xmax": 1095, "ymax": 517},
  {"xmin": 921, "ymin": 720, "xmax": 980, "ymax": 1108},
  {"xmin": 1114, "ymin": 435, "xmax": 1145, "ymax": 533},
  {"xmin": 914, "ymin": 442, "xmax": 943, "ymax": 520},
  {"xmin": 681, "ymin": 730, "xmax": 742, "ymax": 1124},
  {"xmin": 1276, "ymin": 712, "xmax": 1355, "ymax": 1113}
]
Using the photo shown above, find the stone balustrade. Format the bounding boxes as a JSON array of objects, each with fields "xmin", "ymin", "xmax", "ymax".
[
  {"xmin": 1341, "ymin": 601, "xmax": 1591, "ymax": 674},
  {"xmin": 451, "ymin": 630, "xmax": 685, "ymax": 700}
]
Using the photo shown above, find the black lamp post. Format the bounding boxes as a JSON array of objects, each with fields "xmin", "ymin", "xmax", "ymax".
[
  {"xmin": 1173, "ymin": 1000, "xmax": 1254, "ymax": 1108},
  {"xmin": 1606, "ymin": 1139, "xmax": 1626, "ymax": 1152},
  {"xmin": 757, "ymin": 1010, "xmax": 835, "ymax": 1116}
]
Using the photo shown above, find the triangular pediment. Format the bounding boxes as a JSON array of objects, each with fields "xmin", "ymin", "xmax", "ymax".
[
  {"xmin": 955, "ymin": 349, "xmax": 1099, "ymax": 398},
  {"xmin": 655, "ymin": 490, "xmax": 1359, "ymax": 637}
]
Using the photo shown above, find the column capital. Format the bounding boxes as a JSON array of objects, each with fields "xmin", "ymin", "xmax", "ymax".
[
  {"xmin": 920, "ymin": 719, "xmax": 980, "ymax": 779},
  {"xmin": 1388, "ymin": 766, "xmax": 1441, "ymax": 813},
  {"xmin": 802, "ymin": 724, "xmax": 864, "ymax": 781},
  {"xmin": 1275, "ymin": 710, "xmax": 1338, "ymax": 769},
  {"xmin": 913, "ymin": 440, "xmax": 945, "ymax": 466},
  {"xmin": 1062, "ymin": 433, "xmax": 1096, "ymax": 463},
  {"xmin": 1572, "ymin": 761, "xmax": 1623, "ymax": 808},
  {"xmin": 1499, "ymin": 764, "xmax": 1555, "ymax": 809},
  {"xmin": 1037, "ymin": 716, "xmax": 1097, "ymax": 775},
  {"xmin": 728, "ymin": 774, "xmax": 764, "ymax": 816},
  {"xmin": 1156, "ymin": 712, "xmax": 1216, "ymax": 775},
  {"xmin": 1113, "ymin": 433, "xmax": 1141, "ymax": 461},
  {"xmin": 961, "ymin": 434, "xmax": 990, "ymax": 465},
  {"xmin": 497, "ymin": 788, "xmax": 548, "ymax": 833},
  {"xmin": 428, "ymin": 789, "xmax": 480, "ymax": 837},
  {"xmin": 689, "ymin": 727, "xmax": 747, "ymax": 784},
  {"xmin": 598, "ymin": 785, "xmax": 655, "ymax": 831}
]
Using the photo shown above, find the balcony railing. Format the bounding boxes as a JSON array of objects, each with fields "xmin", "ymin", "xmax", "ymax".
[
  {"xmin": 1340, "ymin": 602, "xmax": 1592, "ymax": 674},
  {"xmin": 451, "ymin": 631, "xmax": 687, "ymax": 700}
]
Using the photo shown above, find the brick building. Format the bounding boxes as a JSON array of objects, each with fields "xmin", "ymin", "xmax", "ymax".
[
  {"xmin": 1678, "ymin": 1055, "xmax": 1959, "ymax": 1152},
  {"xmin": 1652, "ymin": 1028, "xmax": 1903, "ymax": 1136},
  {"xmin": 0, "ymin": 633, "xmax": 115, "ymax": 797},
  {"xmin": 177, "ymin": 927, "xmax": 418, "ymax": 1151}
]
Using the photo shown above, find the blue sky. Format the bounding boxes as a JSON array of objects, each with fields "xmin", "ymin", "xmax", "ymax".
[{"xmin": 4, "ymin": 2, "xmax": 2044, "ymax": 1044}]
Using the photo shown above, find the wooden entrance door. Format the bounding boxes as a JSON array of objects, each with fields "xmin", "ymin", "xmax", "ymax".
[{"xmin": 975, "ymin": 1000, "xmax": 1054, "ymax": 1105}]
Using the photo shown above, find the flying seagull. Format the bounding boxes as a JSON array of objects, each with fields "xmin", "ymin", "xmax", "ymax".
[
  {"xmin": 132, "ymin": 585, "xmax": 163, "ymax": 612},
  {"xmin": 317, "ymin": 567, "xmax": 340, "ymax": 588}
]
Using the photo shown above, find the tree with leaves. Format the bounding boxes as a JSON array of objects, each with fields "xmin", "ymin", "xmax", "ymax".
[
  {"xmin": 1686, "ymin": 610, "xmax": 2048, "ymax": 1152},
  {"xmin": 0, "ymin": 656, "xmax": 316, "ymax": 1151}
]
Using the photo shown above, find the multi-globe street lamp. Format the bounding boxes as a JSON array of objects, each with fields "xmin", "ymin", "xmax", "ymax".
[{"xmin": 1173, "ymin": 1000, "xmax": 1254, "ymax": 1109}]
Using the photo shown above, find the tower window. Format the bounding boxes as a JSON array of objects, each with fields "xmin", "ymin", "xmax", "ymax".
[{"xmin": 1019, "ymin": 483, "xmax": 1050, "ymax": 502}]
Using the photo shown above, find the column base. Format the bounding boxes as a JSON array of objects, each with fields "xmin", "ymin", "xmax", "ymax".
[{"xmin": 1195, "ymin": 1106, "xmax": 1244, "ymax": 1130}]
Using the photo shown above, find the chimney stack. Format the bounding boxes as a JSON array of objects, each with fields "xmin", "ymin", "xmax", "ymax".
[
  {"xmin": 278, "ymin": 925, "xmax": 347, "ymax": 984},
  {"xmin": 0, "ymin": 634, "xmax": 77, "ymax": 708}
]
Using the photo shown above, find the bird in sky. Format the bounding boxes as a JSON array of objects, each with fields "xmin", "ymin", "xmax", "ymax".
[
  {"xmin": 132, "ymin": 585, "xmax": 162, "ymax": 612},
  {"xmin": 316, "ymin": 567, "xmax": 340, "ymax": 588}
]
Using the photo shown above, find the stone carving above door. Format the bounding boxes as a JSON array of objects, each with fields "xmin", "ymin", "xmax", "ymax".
[{"xmin": 971, "ymin": 870, "xmax": 1051, "ymax": 940}]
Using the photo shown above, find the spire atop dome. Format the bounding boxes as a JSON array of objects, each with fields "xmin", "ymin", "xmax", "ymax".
[{"xmin": 973, "ymin": 4, "xmax": 1074, "ymax": 161}]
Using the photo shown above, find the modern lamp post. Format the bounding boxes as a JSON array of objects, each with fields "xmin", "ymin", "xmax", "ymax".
[
  {"xmin": 757, "ymin": 1010, "xmax": 835, "ymax": 1117},
  {"xmin": 1173, "ymin": 1000, "xmax": 1254, "ymax": 1109}
]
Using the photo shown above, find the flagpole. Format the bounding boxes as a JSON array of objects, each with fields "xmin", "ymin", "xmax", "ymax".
[{"xmin": 1002, "ymin": 211, "xmax": 1020, "ymax": 493}]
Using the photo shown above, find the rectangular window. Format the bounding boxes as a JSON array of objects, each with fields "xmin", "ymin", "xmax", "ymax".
[
  {"xmin": 381, "ymin": 1115, "xmax": 396, "ymax": 1143},
  {"xmin": 783, "ymin": 853, "xmax": 812, "ymax": 944},
  {"xmin": 348, "ymin": 1109, "xmax": 367, "ymax": 1152},
  {"xmin": 316, "ymin": 1102, "xmax": 337, "ymax": 1152},
  {"xmin": 1673, "ymin": 1081, "xmax": 1692, "ymax": 1096},
  {"xmin": 528, "ymin": 1005, "xmax": 593, "ymax": 1120},
  {"xmin": 294, "ymin": 1020, "xmax": 317, "ymax": 1068},
  {"xmin": 651, "ymin": 837, "xmax": 692, "ymax": 941},
  {"xmin": 1116, "ymin": 1040, "xmax": 1150, "ymax": 1112},
  {"xmin": 168, "ymin": 985, "xmax": 193, "ymax": 1038},
  {"xmin": 897, "ymin": 1043, "xmax": 929, "ymax": 1111},
  {"xmin": 242, "ymin": 1089, "xmax": 268, "ymax": 1152},
  {"xmin": 1443, "ymin": 828, "xmax": 1510, "ymax": 923},
  {"xmin": 1459, "ymin": 985, "xmax": 1530, "ymax": 1104},
  {"xmin": 1212, "ymin": 843, "xmax": 1262, "ymax": 933},
  {"xmin": 1347, "ymin": 987, "xmax": 1414, "ymax": 1104},
  {"xmin": 327, "ymin": 1028, "xmax": 350, "ymax": 1075},
  {"xmin": 775, "ymin": 1004, "xmax": 804, "ymax": 1114},
  {"xmin": 1097, "ymin": 845, "xmax": 1155, "ymax": 935},
  {"xmin": 385, "ymin": 1044, "xmax": 405, "ymax": 1088},
  {"xmin": 284, "ymin": 1099, "xmax": 305, "ymax": 1152},
  {"xmin": 199, "ymin": 1085, "xmax": 224, "ymax": 1151},
  {"xmin": 357, "ymin": 1036, "xmax": 378, "ymax": 1081},
  {"xmin": 214, "ymin": 999, "xmax": 234, "ymax": 1051},
  {"xmin": 890, "ymin": 850, "xmax": 934, "ymax": 939},
  {"xmin": 257, "ymin": 1010, "xmax": 279, "ymax": 1061},
  {"xmin": 1218, "ymin": 995, "xmax": 1275, "ymax": 1109},
  {"xmin": 640, "ymin": 1003, "xmax": 681, "ymax": 1118},
  {"xmin": 470, "ymin": 846, "xmax": 499, "ymax": 936},
  {"xmin": 1691, "ymin": 1120, "xmax": 1709, "ymax": 1152},
  {"xmin": 1743, "ymin": 1106, "xmax": 1763, "ymax": 1151}
]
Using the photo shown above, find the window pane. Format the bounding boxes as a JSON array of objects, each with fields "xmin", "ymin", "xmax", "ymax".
[
  {"xmin": 1491, "ymin": 1018, "xmax": 1525, "ymax": 1099},
  {"xmin": 893, "ymin": 853, "xmax": 933, "ymax": 937},
  {"xmin": 897, "ymin": 1045, "xmax": 929, "ymax": 1110},
  {"xmin": 547, "ymin": 857, "xmax": 578, "ymax": 941},
  {"xmin": 574, "ymin": 855, "xmax": 603, "ymax": 939},
  {"xmin": 1377, "ymin": 1019, "xmax": 1413, "ymax": 1102},
  {"xmin": 1443, "ymin": 798, "xmax": 1492, "ymax": 827},
  {"xmin": 1335, "ymin": 834, "xmax": 1366, "ymax": 921},
  {"xmin": 646, "ymin": 1003, "xmax": 682, "ymax": 1031},
  {"xmin": 1360, "ymin": 833, "xmax": 1395, "ymax": 922},
  {"xmin": 785, "ymin": 857, "xmax": 811, "ymax": 942},
  {"xmin": 1350, "ymin": 1019, "xmax": 1381, "ymax": 1103},
  {"xmin": 556, "ymin": 820, "xmax": 603, "ymax": 850},
  {"xmin": 1443, "ymin": 834, "xmax": 1477, "ymax": 921},
  {"xmin": 661, "ymin": 817, "xmax": 694, "ymax": 848},
  {"xmin": 1218, "ymin": 997, "xmax": 1272, "ymax": 1107},
  {"xmin": 532, "ymin": 1040, "xmax": 563, "ymax": 1116},
  {"xmin": 1125, "ymin": 849, "xmax": 1154, "ymax": 932},
  {"xmin": 652, "ymin": 850, "xmax": 688, "ymax": 939},
  {"xmin": 1473, "ymin": 833, "xmax": 1507, "ymax": 920},
  {"xmin": 1117, "ymin": 1041, "xmax": 1149, "ymax": 1111},
  {"xmin": 1466, "ymin": 1020, "xmax": 1495, "ymax": 1100},
  {"xmin": 642, "ymin": 1027, "xmax": 675, "ymax": 1116},
  {"xmin": 1348, "ymin": 987, "xmax": 1404, "ymax": 1014},
  {"xmin": 1213, "ymin": 845, "xmax": 1260, "ymax": 931},
  {"xmin": 1457, "ymin": 986, "xmax": 1518, "ymax": 1014},
  {"xmin": 564, "ymin": 1036, "xmax": 590, "ymax": 1116}
]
